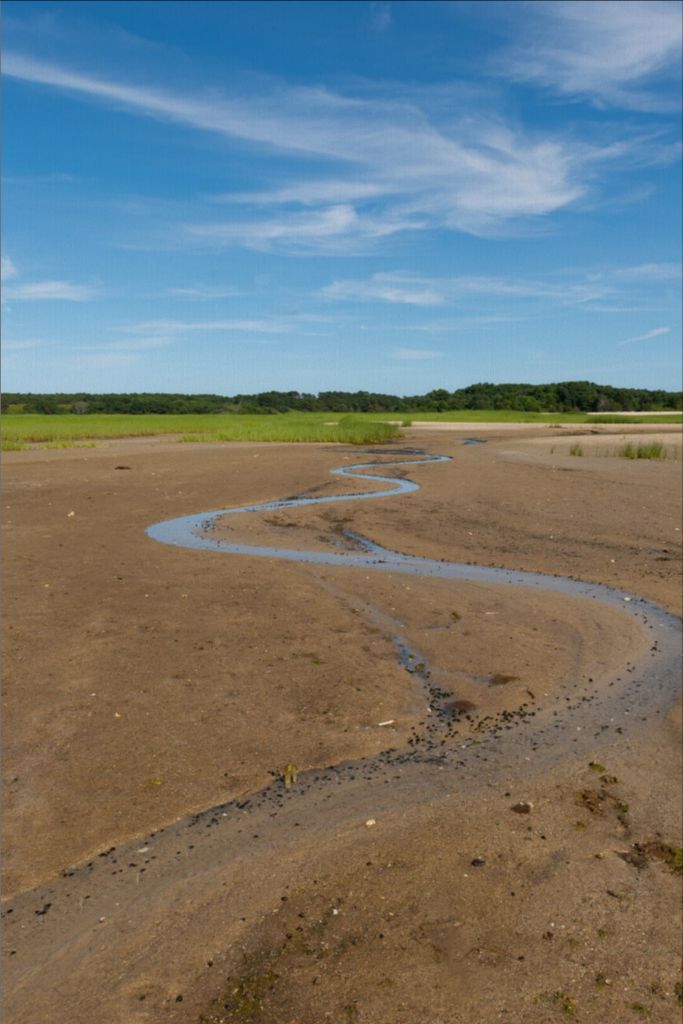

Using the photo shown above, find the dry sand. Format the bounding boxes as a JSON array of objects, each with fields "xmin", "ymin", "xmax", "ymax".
[{"xmin": 2, "ymin": 426, "xmax": 681, "ymax": 1023}]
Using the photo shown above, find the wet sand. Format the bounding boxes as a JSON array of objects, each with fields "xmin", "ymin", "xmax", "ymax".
[{"xmin": 2, "ymin": 427, "xmax": 681, "ymax": 1023}]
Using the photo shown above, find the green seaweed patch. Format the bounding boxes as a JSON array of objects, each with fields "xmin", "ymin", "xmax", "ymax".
[
  {"xmin": 577, "ymin": 786, "xmax": 629, "ymax": 824},
  {"xmin": 536, "ymin": 991, "xmax": 577, "ymax": 1016},
  {"xmin": 200, "ymin": 967, "xmax": 280, "ymax": 1023},
  {"xmin": 617, "ymin": 842, "xmax": 683, "ymax": 873}
]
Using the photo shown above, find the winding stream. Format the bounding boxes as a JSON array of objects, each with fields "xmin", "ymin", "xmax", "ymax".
[
  {"xmin": 143, "ymin": 447, "xmax": 681, "ymax": 785},
  {"xmin": 146, "ymin": 450, "xmax": 681, "ymax": 625}
]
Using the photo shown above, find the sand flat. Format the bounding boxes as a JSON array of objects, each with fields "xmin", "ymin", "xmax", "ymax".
[{"xmin": 2, "ymin": 430, "xmax": 681, "ymax": 1024}]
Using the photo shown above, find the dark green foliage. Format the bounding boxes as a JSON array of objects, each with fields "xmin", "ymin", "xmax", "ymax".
[{"xmin": 2, "ymin": 381, "xmax": 681, "ymax": 415}]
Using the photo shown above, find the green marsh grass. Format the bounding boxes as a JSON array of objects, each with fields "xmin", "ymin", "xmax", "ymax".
[
  {"xmin": 1, "ymin": 412, "xmax": 400, "ymax": 448},
  {"xmin": 364, "ymin": 410, "xmax": 682, "ymax": 424},
  {"xmin": 569, "ymin": 442, "xmax": 584, "ymax": 456},
  {"xmin": 592, "ymin": 414, "xmax": 682, "ymax": 424},
  {"xmin": 3, "ymin": 409, "xmax": 680, "ymax": 450}
]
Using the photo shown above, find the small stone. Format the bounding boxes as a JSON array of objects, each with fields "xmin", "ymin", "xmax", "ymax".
[
  {"xmin": 511, "ymin": 801, "xmax": 534, "ymax": 814},
  {"xmin": 471, "ymin": 857, "xmax": 485, "ymax": 867},
  {"xmin": 365, "ymin": 818, "xmax": 376, "ymax": 828}
]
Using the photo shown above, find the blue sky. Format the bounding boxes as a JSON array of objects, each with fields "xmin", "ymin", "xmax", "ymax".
[{"xmin": 2, "ymin": 0, "xmax": 682, "ymax": 395}]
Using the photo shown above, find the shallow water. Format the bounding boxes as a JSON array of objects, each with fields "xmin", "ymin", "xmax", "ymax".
[{"xmin": 146, "ymin": 450, "xmax": 679, "ymax": 628}]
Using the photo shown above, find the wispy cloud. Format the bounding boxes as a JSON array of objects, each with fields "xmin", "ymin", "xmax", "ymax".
[
  {"xmin": 1, "ymin": 258, "xmax": 99, "ymax": 303},
  {"xmin": 498, "ymin": 1, "xmax": 683, "ymax": 111},
  {"xmin": 123, "ymin": 318, "xmax": 290, "ymax": 336},
  {"xmin": 370, "ymin": 3, "xmax": 393, "ymax": 33},
  {"xmin": 2, "ymin": 338, "xmax": 43, "ymax": 351},
  {"xmin": 212, "ymin": 180, "xmax": 388, "ymax": 208},
  {"xmin": 322, "ymin": 271, "xmax": 613, "ymax": 306},
  {"xmin": 185, "ymin": 204, "xmax": 424, "ymax": 254},
  {"xmin": 164, "ymin": 285, "xmax": 240, "ymax": 299},
  {"xmin": 4, "ymin": 51, "xmax": 654, "ymax": 251},
  {"xmin": 617, "ymin": 326, "xmax": 673, "ymax": 346},
  {"xmin": 323, "ymin": 272, "xmax": 445, "ymax": 306},
  {"xmin": 405, "ymin": 314, "xmax": 525, "ymax": 333},
  {"xmin": 77, "ymin": 336, "xmax": 175, "ymax": 353},
  {"xmin": 612, "ymin": 262, "xmax": 682, "ymax": 282},
  {"xmin": 3, "ymin": 280, "xmax": 99, "ymax": 300},
  {"xmin": 392, "ymin": 347, "xmax": 442, "ymax": 360},
  {"xmin": 1, "ymin": 256, "xmax": 18, "ymax": 281},
  {"xmin": 321, "ymin": 263, "xmax": 683, "ymax": 313}
]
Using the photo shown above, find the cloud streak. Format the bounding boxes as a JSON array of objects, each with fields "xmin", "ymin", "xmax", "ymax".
[
  {"xmin": 499, "ymin": 0, "xmax": 683, "ymax": 110},
  {"xmin": 321, "ymin": 264, "xmax": 683, "ymax": 315},
  {"xmin": 322, "ymin": 270, "xmax": 613, "ymax": 307},
  {"xmin": 3, "ymin": 280, "xmax": 99, "ymax": 300},
  {"xmin": 123, "ymin": 318, "xmax": 290, "ymax": 336},
  {"xmin": 185, "ymin": 204, "xmax": 424, "ymax": 254},
  {"xmin": 1, "ymin": 256, "xmax": 18, "ymax": 280},
  {"xmin": 617, "ymin": 326, "xmax": 672, "ymax": 346}
]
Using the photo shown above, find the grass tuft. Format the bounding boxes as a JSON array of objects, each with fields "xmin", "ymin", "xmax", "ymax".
[{"xmin": 618, "ymin": 441, "xmax": 666, "ymax": 460}]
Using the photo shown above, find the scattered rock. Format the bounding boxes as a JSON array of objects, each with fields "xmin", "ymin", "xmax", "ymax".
[{"xmin": 511, "ymin": 801, "xmax": 533, "ymax": 814}]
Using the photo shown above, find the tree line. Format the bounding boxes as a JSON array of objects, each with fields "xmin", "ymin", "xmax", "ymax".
[{"xmin": 3, "ymin": 381, "xmax": 681, "ymax": 415}]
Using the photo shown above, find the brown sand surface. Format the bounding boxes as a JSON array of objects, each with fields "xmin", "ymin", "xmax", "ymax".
[{"xmin": 2, "ymin": 430, "xmax": 681, "ymax": 1023}]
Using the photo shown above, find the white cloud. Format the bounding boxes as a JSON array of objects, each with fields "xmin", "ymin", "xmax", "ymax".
[
  {"xmin": 185, "ymin": 204, "xmax": 424, "ymax": 254},
  {"xmin": 323, "ymin": 272, "xmax": 445, "ymax": 306},
  {"xmin": 2, "ymin": 338, "xmax": 43, "ymax": 351},
  {"xmin": 499, "ymin": 1, "xmax": 683, "ymax": 110},
  {"xmin": 78, "ymin": 336, "xmax": 175, "ymax": 353},
  {"xmin": 215, "ymin": 180, "xmax": 389, "ymax": 207},
  {"xmin": 322, "ymin": 271, "xmax": 612, "ymax": 306},
  {"xmin": 165, "ymin": 286, "xmax": 240, "ymax": 299},
  {"xmin": 3, "ymin": 280, "xmax": 99, "ymax": 300},
  {"xmin": 123, "ymin": 318, "xmax": 290, "ymax": 336},
  {"xmin": 1, "ymin": 256, "xmax": 18, "ymax": 281},
  {"xmin": 3, "ymin": 52, "xmax": 630, "ymax": 249},
  {"xmin": 392, "ymin": 348, "xmax": 442, "ymax": 360},
  {"xmin": 613, "ymin": 262, "xmax": 682, "ymax": 281},
  {"xmin": 617, "ymin": 326, "xmax": 672, "ymax": 346},
  {"xmin": 370, "ymin": 3, "xmax": 393, "ymax": 33}
]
